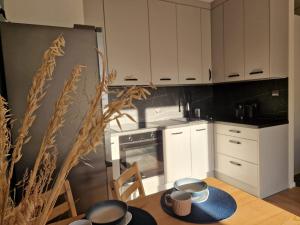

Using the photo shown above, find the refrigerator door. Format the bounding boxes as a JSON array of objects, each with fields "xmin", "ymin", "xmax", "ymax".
[{"xmin": 0, "ymin": 22, "xmax": 108, "ymax": 213}]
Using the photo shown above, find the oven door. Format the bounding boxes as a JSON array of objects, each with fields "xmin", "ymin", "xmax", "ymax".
[{"xmin": 119, "ymin": 140, "xmax": 164, "ymax": 179}]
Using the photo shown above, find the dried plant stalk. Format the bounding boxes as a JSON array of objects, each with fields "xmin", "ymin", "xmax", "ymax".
[
  {"xmin": 0, "ymin": 36, "xmax": 65, "ymax": 225},
  {"xmin": 25, "ymin": 65, "xmax": 85, "ymax": 201},
  {"xmin": 38, "ymin": 54, "xmax": 151, "ymax": 225},
  {"xmin": 0, "ymin": 36, "xmax": 152, "ymax": 225},
  {"xmin": 0, "ymin": 96, "xmax": 11, "ymax": 223}
]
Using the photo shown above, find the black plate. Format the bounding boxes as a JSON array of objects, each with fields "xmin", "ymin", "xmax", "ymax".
[{"xmin": 86, "ymin": 200, "xmax": 128, "ymax": 225}]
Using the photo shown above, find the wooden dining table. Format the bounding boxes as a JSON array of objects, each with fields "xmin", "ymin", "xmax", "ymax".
[{"xmin": 129, "ymin": 178, "xmax": 300, "ymax": 225}]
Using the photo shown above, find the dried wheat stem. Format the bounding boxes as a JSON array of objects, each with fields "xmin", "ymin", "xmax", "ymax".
[
  {"xmin": 25, "ymin": 65, "xmax": 84, "ymax": 200},
  {"xmin": 1, "ymin": 36, "xmax": 65, "ymax": 225},
  {"xmin": 0, "ymin": 96, "xmax": 11, "ymax": 224}
]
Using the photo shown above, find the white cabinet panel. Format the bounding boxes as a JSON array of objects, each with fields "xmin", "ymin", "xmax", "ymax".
[
  {"xmin": 149, "ymin": 0, "xmax": 178, "ymax": 85},
  {"xmin": 163, "ymin": 126, "xmax": 191, "ymax": 183},
  {"xmin": 214, "ymin": 123, "xmax": 259, "ymax": 140},
  {"xmin": 215, "ymin": 153, "xmax": 259, "ymax": 188},
  {"xmin": 224, "ymin": 0, "xmax": 244, "ymax": 82},
  {"xmin": 177, "ymin": 5, "xmax": 202, "ymax": 84},
  {"xmin": 201, "ymin": 9, "xmax": 212, "ymax": 84},
  {"xmin": 270, "ymin": 0, "xmax": 288, "ymax": 78},
  {"xmin": 211, "ymin": 5, "xmax": 224, "ymax": 83},
  {"xmin": 244, "ymin": 0, "xmax": 270, "ymax": 80},
  {"xmin": 190, "ymin": 124, "xmax": 212, "ymax": 179},
  {"xmin": 215, "ymin": 134, "xmax": 258, "ymax": 164},
  {"xmin": 104, "ymin": 0, "xmax": 151, "ymax": 86}
]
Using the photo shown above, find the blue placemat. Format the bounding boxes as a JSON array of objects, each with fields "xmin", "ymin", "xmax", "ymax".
[{"xmin": 160, "ymin": 186, "xmax": 237, "ymax": 224}]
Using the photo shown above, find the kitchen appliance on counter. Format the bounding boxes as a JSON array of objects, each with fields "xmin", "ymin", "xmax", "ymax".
[{"xmin": 235, "ymin": 102, "xmax": 259, "ymax": 120}]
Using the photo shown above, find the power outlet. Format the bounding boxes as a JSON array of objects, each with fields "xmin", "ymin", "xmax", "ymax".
[{"xmin": 272, "ymin": 90, "xmax": 280, "ymax": 97}]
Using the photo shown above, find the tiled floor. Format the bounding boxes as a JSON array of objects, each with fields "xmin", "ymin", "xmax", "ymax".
[{"xmin": 265, "ymin": 187, "xmax": 300, "ymax": 216}]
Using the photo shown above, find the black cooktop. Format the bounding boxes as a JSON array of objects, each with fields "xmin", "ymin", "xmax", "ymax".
[{"xmin": 213, "ymin": 116, "xmax": 289, "ymax": 128}]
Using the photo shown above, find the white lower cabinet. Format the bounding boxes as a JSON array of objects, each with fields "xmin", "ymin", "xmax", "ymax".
[
  {"xmin": 214, "ymin": 123, "xmax": 289, "ymax": 198},
  {"xmin": 163, "ymin": 123, "xmax": 213, "ymax": 185},
  {"xmin": 190, "ymin": 124, "xmax": 214, "ymax": 179},
  {"xmin": 163, "ymin": 126, "xmax": 191, "ymax": 183}
]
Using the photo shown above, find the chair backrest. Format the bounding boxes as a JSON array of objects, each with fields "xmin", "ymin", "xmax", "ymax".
[
  {"xmin": 47, "ymin": 180, "xmax": 77, "ymax": 223},
  {"xmin": 113, "ymin": 162, "xmax": 145, "ymax": 202}
]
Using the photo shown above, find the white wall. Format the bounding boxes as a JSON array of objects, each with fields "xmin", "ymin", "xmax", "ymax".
[
  {"xmin": 83, "ymin": 0, "xmax": 104, "ymax": 27},
  {"xmin": 4, "ymin": 0, "xmax": 84, "ymax": 27},
  {"xmin": 294, "ymin": 15, "xmax": 300, "ymax": 174}
]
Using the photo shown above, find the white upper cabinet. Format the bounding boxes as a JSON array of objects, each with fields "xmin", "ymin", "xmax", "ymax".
[
  {"xmin": 211, "ymin": 4, "xmax": 224, "ymax": 83},
  {"xmin": 149, "ymin": 0, "xmax": 178, "ymax": 85},
  {"xmin": 177, "ymin": 5, "xmax": 203, "ymax": 84},
  {"xmin": 104, "ymin": 0, "xmax": 151, "ymax": 86},
  {"xmin": 224, "ymin": 0, "xmax": 244, "ymax": 82},
  {"xmin": 201, "ymin": 9, "xmax": 213, "ymax": 84},
  {"xmin": 270, "ymin": 0, "xmax": 288, "ymax": 78},
  {"xmin": 244, "ymin": 0, "xmax": 270, "ymax": 80}
]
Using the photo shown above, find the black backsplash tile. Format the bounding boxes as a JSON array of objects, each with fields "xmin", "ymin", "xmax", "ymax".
[
  {"xmin": 213, "ymin": 78, "xmax": 288, "ymax": 119},
  {"xmin": 108, "ymin": 78, "xmax": 288, "ymax": 121}
]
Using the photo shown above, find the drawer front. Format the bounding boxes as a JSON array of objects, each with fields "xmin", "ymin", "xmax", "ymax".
[
  {"xmin": 215, "ymin": 134, "xmax": 258, "ymax": 164},
  {"xmin": 214, "ymin": 123, "xmax": 258, "ymax": 140},
  {"xmin": 215, "ymin": 154, "xmax": 258, "ymax": 187}
]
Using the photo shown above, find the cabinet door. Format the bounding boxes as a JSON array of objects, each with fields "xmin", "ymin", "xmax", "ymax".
[
  {"xmin": 177, "ymin": 5, "xmax": 202, "ymax": 84},
  {"xmin": 190, "ymin": 124, "xmax": 212, "ymax": 179},
  {"xmin": 244, "ymin": 0, "xmax": 270, "ymax": 80},
  {"xmin": 163, "ymin": 126, "xmax": 191, "ymax": 183},
  {"xmin": 201, "ymin": 9, "xmax": 212, "ymax": 84},
  {"xmin": 104, "ymin": 0, "xmax": 151, "ymax": 86},
  {"xmin": 211, "ymin": 5, "xmax": 224, "ymax": 83},
  {"xmin": 270, "ymin": 0, "xmax": 288, "ymax": 78},
  {"xmin": 149, "ymin": 0, "xmax": 178, "ymax": 85},
  {"xmin": 224, "ymin": 0, "xmax": 244, "ymax": 81}
]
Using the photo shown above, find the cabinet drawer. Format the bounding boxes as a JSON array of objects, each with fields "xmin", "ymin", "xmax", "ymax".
[
  {"xmin": 214, "ymin": 123, "xmax": 258, "ymax": 140},
  {"xmin": 215, "ymin": 134, "xmax": 258, "ymax": 164},
  {"xmin": 215, "ymin": 154, "xmax": 258, "ymax": 187}
]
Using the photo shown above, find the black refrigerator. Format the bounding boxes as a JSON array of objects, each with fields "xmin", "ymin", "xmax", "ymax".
[{"xmin": 0, "ymin": 22, "xmax": 108, "ymax": 213}]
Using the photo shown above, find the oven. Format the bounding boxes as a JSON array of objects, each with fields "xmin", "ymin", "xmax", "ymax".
[{"xmin": 118, "ymin": 130, "xmax": 164, "ymax": 180}]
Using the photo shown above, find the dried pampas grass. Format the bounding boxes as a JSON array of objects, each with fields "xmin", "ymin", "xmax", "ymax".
[{"xmin": 0, "ymin": 36, "xmax": 151, "ymax": 225}]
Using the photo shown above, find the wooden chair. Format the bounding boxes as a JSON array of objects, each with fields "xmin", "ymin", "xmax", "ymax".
[
  {"xmin": 113, "ymin": 162, "xmax": 146, "ymax": 202},
  {"xmin": 46, "ymin": 180, "xmax": 84, "ymax": 225}
]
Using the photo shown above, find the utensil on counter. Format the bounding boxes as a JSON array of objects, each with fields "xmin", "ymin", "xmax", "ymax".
[
  {"xmin": 194, "ymin": 108, "xmax": 201, "ymax": 118},
  {"xmin": 69, "ymin": 220, "xmax": 92, "ymax": 225},
  {"xmin": 86, "ymin": 200, "xmax": 130, "ymax": 225},
  {"xmin": 165, "ymin": 191, "xmax": 192, "ymax": 216},
  {"xmin": 174, "ymin": 178, "xmax": 209, "ymax": 203}
]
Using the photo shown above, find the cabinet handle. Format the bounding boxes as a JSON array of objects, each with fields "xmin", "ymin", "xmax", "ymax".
[
  {"xmin": 124, "ymin": 78, "xmax": 138, "ymax": 81},
  {"xmin": 230, "ymin": 161, "xmax": 242, "ymax": 166},
  {"xmin": 229, "ymin": 140, "xmax": 241, "ymax": 145},
  {"xmin": 228, "ymin": 74, "xmax": 240, "ymax": 78},
  {"xmin": 229, "ymin": 129, "xmax": 241, "ymax": 134},
  {"xmin": 160, "ymin": 78, "xmax": 172, "ymax": 81},
  {"xmin": 185, "ymin": 77, "xmax": 196, "ymax": 81},
  {"xmin": 196, "ymin": 129, "xmax": 206, "ymax": 132},
  {"xmin": 209, "ymin": 69, "xmax": 212, "ymax": 81},
  {"xmin": 249, "ymin": 70, "xmax": 264, "ymax": 75},
  {"xmin": 171, "ymin": 132, "xmax": 183, "ymax": 135}
]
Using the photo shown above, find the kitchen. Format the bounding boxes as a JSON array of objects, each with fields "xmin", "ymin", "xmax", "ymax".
[{"xmin": 0, "ymin": 0, "xmax": 299, "ymax": 224}]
